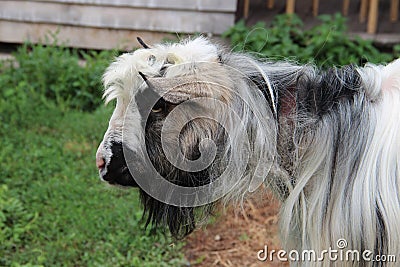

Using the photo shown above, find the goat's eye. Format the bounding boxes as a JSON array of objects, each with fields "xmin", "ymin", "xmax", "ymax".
[
  {"xmin": 151, "ymin": 107, "xmax": 163, "ymax": 113},
  {"xmin": 150, "ymin": 98, "xmax": 175, "ymax": 114},
  {"xmin": 148, "ymin": 55, "xmax": 156, "ymax": 66},
  {"xmin": 151, "ymin": 99, "xmax": 167, "ymax": 114}
]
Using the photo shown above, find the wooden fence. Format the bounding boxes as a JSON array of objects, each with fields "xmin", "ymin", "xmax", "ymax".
[{"xmin": 0, "ymin": 0, "xmax": 237, "ymax": 50}]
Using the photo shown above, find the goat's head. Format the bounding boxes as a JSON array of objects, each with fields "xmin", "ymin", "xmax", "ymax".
[{"xmin": 96, "ymin": 37, "xmax": 277, "ymax": 238}]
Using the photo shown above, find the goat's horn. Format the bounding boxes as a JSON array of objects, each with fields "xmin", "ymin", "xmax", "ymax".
[
  {"xmin": 139, "ymin": 72, "xmax": 154, "ymax": 88},
  {"xmin": 136, "ymin": 37, "xmax": 150, "ymax": 49},
  {"xmin": 138, "ymin": 71, "xmax": 147, "ymax": 81}
]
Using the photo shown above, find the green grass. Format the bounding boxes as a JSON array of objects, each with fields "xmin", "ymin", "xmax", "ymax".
[{"xmin": 0, "ymin": 45, "xmax": 186, "ymax": 266}]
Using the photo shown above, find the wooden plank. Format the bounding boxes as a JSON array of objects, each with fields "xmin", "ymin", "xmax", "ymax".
[
  {"xmin": 312, "ymin": 0, "xmax": 319, "ymax": 17},
  {"xmin": 0, "ymin": 1, "xmax": 235, "ymax": 34},
  {"xmin": 32, "ymin": 0, "xmax": 238, "ymax": 12},
  {"xmin": 342, "ymin": 0, "xmax": 350, "ymax": 16},
  {"xmin": 267, "ymin": 0, "xmax": 275, "ymax": 9},
  {"xmin": 243, "ymin": 0, "xmax": 249, "ymax": 18},
  {"xmin": 391, "ymin": 0, "xmax": 399, "ymax": 22},
  {"xmin": 286, "ymin": 0, "xmax": 295, "ymax": 14},
  {"xmin": 0, "ymin": 20, "xmax": 177, "ymax": 50},
  {"xmin": 367, "ymin": 0, "xmax": 379, "ymax": 34},
  {"xmin": 359, "ymin": 0, "xmax": 369, "ymax": 23}
]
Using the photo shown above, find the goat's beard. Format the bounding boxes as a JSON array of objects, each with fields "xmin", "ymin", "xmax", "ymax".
[
  {"xmin": 137, "ymin": 118, "xmax": 226, "ymax": 239},
  {"xmin": 138, "ymin": 184, "xmax": 215, "ymax": 239}
]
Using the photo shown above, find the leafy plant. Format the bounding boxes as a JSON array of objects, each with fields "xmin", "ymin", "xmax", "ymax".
[
  {"xmin": 0, "ymin": 35, "xmax": 116, "ymax": 112},
  {"xmin": 394, "ymin": 44, "xmax": 400, "ymax": 58},
  {"xmin": 223, "ymin": 13, "xmax": 393, "ymax": 67}
]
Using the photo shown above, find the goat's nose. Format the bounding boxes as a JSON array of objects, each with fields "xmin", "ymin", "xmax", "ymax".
[
  {"xmin": 96, "ymin": 156, "xmax": 105, "ymax": 170},
  {"xmin": 96, "ymin": 145, "xmax": 106, "ymax": 170}
]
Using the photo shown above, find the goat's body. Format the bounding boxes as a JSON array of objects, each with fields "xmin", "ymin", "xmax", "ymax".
[
  {"xmin": 228, "ymin": 54, "xmax": 400, "ymax": 265},
  {"xmin": 273, "ymin": 60, "xmax": 400, "ymax": 266}
]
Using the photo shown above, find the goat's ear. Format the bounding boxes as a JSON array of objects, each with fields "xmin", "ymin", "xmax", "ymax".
[
  {"xmin": 139, "ymin": 67, "xmax": 232, "ymax": 104},
  {"xmin": 144, "ymin": 76, "xmax": 200, "ymax": 104}
]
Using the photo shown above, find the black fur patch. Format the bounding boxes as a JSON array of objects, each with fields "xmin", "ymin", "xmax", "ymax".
[
  {"xmin": 248, "ymin": 74, "xmax": 277, "ymax": 117},
  {"xmin": 131, "ymin": 87, "xmax": 225, "ymax": 239},
  {"xmin": 297, "ymin": 65, "xmax": 363, "ymax": 118},
  {"xmin": 102, "ymin": 142, "xmax": 138, "ymax": 187}
]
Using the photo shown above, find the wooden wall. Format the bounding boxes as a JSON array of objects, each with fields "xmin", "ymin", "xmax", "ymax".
[{"xmin": 0, "ymin": 0, "xmax": 237, "ymax": 50}]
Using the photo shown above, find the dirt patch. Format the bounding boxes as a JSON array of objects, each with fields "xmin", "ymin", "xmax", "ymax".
[{"xmin": 184, "ymin": 188, "xmax": 288, "ymax": 266}]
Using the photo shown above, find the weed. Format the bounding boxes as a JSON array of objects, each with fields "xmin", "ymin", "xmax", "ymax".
[
  {"xmin": 0, "ymin": 35, "xmax": 116, "ymax": 112},
  {"xmin": 223, "ymin": 13, "xmax": 393, "ymax": 67}
]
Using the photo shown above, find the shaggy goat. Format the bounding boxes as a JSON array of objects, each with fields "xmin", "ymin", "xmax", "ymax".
[{"xmin": 96, "ymin": 37, "xmax": 400, "ymax": 266}]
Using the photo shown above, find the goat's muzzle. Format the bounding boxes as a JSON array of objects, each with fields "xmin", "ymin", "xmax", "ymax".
[{"xmin": 96, "ymin": 142, "xmax": 138, "ymax": 187}]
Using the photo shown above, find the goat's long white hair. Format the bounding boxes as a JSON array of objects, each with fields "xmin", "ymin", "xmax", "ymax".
[
  {"xmin": 97, "ymin": 37, "xmax": 400, "ymax": 266},
  {"xmin": 281, "ymin": 61, "xmax": 400, "ymax": 264}
]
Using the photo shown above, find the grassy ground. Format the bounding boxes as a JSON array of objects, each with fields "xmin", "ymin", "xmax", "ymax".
[
  {"xmin": 0, "ymin": 100, "xmax": 186, "ymax": 266},
  {"xmin": 1, "ymin": 19, "xmax": 396, "ymax": 265}
]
